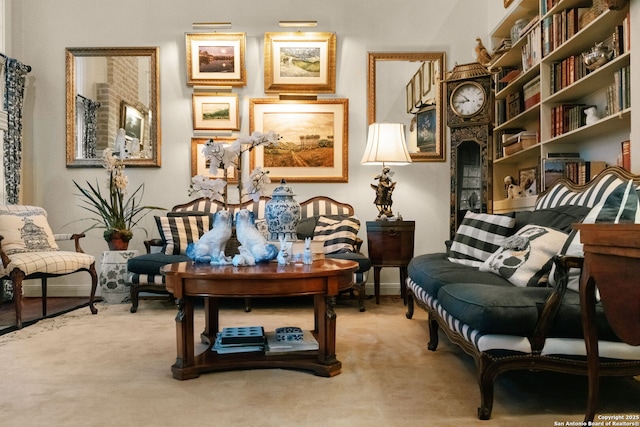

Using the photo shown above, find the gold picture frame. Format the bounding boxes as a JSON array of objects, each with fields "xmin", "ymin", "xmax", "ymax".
[
  {"xmin": 191, "ymin": 137, "xmax": 238, "ymax": 182},
  {"xmin": 263, "ymin": 32, "xmax": 336, "ymax": 93},
  {"xmin": 192, "ymin": 93, "xmax": 240, "ymax": 131},
  {"xmin": 249, "ymin": 98, "xmax": 348, "ymax": 182},
  {"xmin": 185, "ymin": 32, "xmax": 246, "ymax": 86}
]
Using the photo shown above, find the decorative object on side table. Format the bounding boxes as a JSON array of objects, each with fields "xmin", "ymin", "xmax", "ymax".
[
  {"xmin": 73, "ymin": 145, "xmax": 165, "ymax": 250},
  {"xmin": 361, "ymin": 123, "xmax": 412, "ymax": 220},
  {"xmin": 265, "ymin": 179, "xmax": 301, "ymax": 241}
]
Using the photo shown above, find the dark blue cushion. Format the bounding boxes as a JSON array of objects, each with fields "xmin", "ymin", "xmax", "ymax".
[
  {"xmin": 326, "ymin": 251, "xmax": 371, "ymax": 273},
  {"xmin": 408, "ymin": 253, "xmax": 512, "ymax": 297},
  {"xmin": 127, "ymin": 253, "xmax": 190, "ymax": 275},
  {"xmin": 437, "ymin": 283, "xmax": 553, "ymax": 335}
]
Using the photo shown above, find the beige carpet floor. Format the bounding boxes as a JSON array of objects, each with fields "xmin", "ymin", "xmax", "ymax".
[{"xmin": 0, "ymin": 295, "xmax": 638, "ymax": 427}]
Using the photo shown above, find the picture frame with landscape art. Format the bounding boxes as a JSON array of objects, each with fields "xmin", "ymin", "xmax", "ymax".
[
  {"xmin": 249, "ymin": 98, "xmax": 348, "ymax": 182},
  {"xmin": 120, "ymin": 101, "xmax": 145, "ymax": 142},
  {"xmin": 191, "ymin": 137, "xmax": 238, "ymax": 182},
  {"xmin": 415, "ymin": 105, "xmax": 437, "ymax": 154},
  {"xmin": 263, "ymin": 32, "xmax": 336, "ymax": 93},
  {"xmin": 192, "ymin": 93, "xmax": 239, "ymax": 131},
  {"xmin": 185, "ymin": 32, "xmax": 246, "ymax": 86}
]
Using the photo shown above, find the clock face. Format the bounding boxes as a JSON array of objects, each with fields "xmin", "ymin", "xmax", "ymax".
[{"xmin": 450, "ymin": 81, "xmax": 486, "ymax": 118}]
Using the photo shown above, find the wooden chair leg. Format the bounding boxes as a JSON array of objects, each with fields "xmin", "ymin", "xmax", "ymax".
[
  {"xmin": 41, "ymin": 277, "xmax": 48, "ymax": 317},
  {"xmin": 88, "ymin": 264, "xmax": 98, "ymax": 315},
  {"xmin": 10, "ymin": 269, "xmax": 25, "ymax": 329}
]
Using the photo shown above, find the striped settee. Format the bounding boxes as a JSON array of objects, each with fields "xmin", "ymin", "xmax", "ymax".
[
  {"xmin": 127, "ymin": 196, "xmax": 371, "ymax": 313},
  {"xmin": 405, "ymin": 166, "xmax": 640, "ymax": 419}
]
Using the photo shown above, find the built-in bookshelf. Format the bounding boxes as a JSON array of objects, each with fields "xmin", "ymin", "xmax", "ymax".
[{"xmin": 488, "ymin": 0, "xmax": 632, "ymax": 213}]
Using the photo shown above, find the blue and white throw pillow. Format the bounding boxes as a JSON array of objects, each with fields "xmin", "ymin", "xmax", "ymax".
[
  {"xmin": 314, "ymin": 216, "xmax": 360, "ymax": 254},
  {"xmin": 447, "ymin": 212, "xmax": 516, "ymax": 267}
]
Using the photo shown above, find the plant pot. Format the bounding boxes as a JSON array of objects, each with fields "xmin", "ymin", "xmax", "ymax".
[{"xmin": 106, "ymin": 230, "xmax": 132, "ymax": 251}]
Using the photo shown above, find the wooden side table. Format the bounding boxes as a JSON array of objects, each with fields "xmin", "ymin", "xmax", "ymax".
[
  {"xmin": 575, "ymin": 223, "xmax": 640, "ymax": 422},
  {"xmin": 366, "ymin": 220, "xmax": 415, "ymax": 304}
]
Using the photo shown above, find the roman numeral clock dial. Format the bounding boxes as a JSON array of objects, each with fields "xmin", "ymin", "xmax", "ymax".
[{"xmin": 450, "ymin": 81, "xmax": 486, "ymax": 118}]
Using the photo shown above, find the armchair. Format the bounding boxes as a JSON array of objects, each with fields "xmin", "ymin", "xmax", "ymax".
[{"xmin": 0, "ymin": 205, "xmax": 98, "ymax": 328}]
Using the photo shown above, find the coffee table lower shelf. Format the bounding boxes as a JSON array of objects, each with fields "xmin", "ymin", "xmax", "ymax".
[{"xmin": 172, "ymin": 344, "xmax": 341, "ymax": 380}]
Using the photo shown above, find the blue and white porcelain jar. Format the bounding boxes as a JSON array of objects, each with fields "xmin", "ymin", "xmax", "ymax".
[{"xmin": 265, "ymin": 179, "xmax": 301, "ymax": 241}]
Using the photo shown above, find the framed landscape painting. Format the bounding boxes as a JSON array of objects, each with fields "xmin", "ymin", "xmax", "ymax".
[
  {"xmin": 263, "ymin": 32, "xmax": 336, "ymax": 93},
  {"xmin": 120, "ymin": 101, "xmax": 145, "ymax": 142},
  {"xmin": 192, "ymin": 93, "xmax": 239, "ymax": 131},
  {"xmin": 185, "ymin": 32, "xmax": 246, "ymax": 86},
  {"xmin": 249, "ymin": 98, "xmax": 348, "ymax": 182},
  {"xmin": 191, "ymin": 137, "xmax": 238, "ymax": 182}
]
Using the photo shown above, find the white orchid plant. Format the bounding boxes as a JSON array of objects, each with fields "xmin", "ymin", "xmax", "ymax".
[{"xmin": 189, "ymin": 131, "xmax": 281, "ymax": 208}]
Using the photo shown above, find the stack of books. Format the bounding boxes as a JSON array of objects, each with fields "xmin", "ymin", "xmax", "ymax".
[
  {"xmin": 212, "ymin": 326, "xmax": 265, "ymax": 354},
  {"xmin": 266, "ymin": 327, "xmax": 319, "ymax": 354}
]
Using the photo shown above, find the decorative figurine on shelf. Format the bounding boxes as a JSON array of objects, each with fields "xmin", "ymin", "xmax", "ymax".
[
  {"xmin": 371, "ymin": 166, "xmax": 396, "ymax": 219},
  {"xmin": 584, "ymin": 106, "xmax": 599, "ymax": 126},
  {"xmin": 186, "ymin": 210, "xmax": 233, "ymax": 264},
  {"xmin": 113, "ymin": 128, "xmax": 127, "ymax": 159},
  {"xmin": 235, "ymin": 209, "xmax": 278, "ymax": 263},
  {"xmin": 276, "ymin": 236, "xmax": 290, "ymax": 266},
  {"xmin": 302, "ymin": 237, "xmax": 313, "ymax": 265}
]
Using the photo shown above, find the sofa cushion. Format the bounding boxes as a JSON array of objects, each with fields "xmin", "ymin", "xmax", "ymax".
[
  {"xmin": 437, "ymin": 283, "xmax": 553, "ymax": 335},
  {"xmin": 552, "ymin": 179, "xmax": 640, "ymax": 294},
  {"xmin": 408, "ymin": 253, "xmax": 513, "ymax": 297},
  {"xmin": 525, "ymin": 205, "xmax": 591, "ymax": 232},
  {"xmin": 155, "ymin": 214, "xmax": 213, "ymax": 255},
  {"xmin": 326, "ymin": 251, "xmax": 372, "ymax": 273},
  {"xmin": 448, "ymin": 212, "xmax": 516, "ymax": 267},
  {"xmin": 127, "ymin": 253, "xmax": 191, "ymax": 275},
  {"xmin": 480, "ymin": 225, "xmax": 567, "ymax": 287},
  {"xmin": 314, "ymin": 216, "xmax": 360, "ymax": 254},
  {"xmin": 296, "ymin": 214, "xmax": 351, "ymax": 240}
]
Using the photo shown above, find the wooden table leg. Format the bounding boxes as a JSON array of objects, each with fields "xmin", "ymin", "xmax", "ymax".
[
  {"xmin": 201, "ymin": 297, "xmax": 219, "ymax": 345},
  {"xmin": 373, "ymin": 266, "xmax": 382, "ymax": 304},
  {"xmin": 171, "ymin": 296, "xmax": 198, "ymax": 380},
  {"xmin": 580, "ymin": 259, "xmax": 599, "ymax": 423},
  {"xmin": 399, "ymin": 266, "xmax": 408, "ymax": 305}
]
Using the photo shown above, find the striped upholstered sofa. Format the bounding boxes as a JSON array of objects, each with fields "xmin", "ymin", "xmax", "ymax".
[
  {"xmin": 405, "ymin": 166, "xmax": 640, "ymax": 419},
  {"xmin": 126, "ymin": 196, "xmax": 371, "ymax": 313}
]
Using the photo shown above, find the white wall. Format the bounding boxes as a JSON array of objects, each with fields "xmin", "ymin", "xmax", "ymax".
[{"xmin": 9, "ymin": 0, "xmax": 494, "ymax": 296}]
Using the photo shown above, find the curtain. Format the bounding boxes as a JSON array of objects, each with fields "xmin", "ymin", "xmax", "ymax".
[
  {"xmin": 77, "ymin": 95, "xmax": 100, "ymax": 158},
  {"xmin": 3, "ymin": 57, "xmax": 30, "ymax": 204}
]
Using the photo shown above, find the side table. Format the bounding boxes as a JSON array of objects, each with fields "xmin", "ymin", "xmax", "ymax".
[
  {"xmin": 366, "ymin": 220, "xmax": 415, "ymax": 304},
  {"xmin": 100, "ymin": 250, "xmax": 138, "ymax": 304}
]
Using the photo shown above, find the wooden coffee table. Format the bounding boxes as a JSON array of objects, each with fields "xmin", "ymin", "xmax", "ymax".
[{"xmin": 161, "ymin": 258, "xmax": 358, "ymax": 380}]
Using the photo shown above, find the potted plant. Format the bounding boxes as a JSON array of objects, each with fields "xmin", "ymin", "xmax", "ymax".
[{"xmin": 73, "ymin": 148, "xmax": 164, "ymax": 249}]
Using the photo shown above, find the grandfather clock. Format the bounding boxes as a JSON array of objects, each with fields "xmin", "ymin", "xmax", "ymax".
[{"xmin": 443, "ymin": 62, "xmax": 494, "ymax": 239}]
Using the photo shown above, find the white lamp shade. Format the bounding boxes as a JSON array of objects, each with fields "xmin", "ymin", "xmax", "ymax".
[{"xmin": 361, "ymin": 123, "xmax": 412, "ymax": 165}]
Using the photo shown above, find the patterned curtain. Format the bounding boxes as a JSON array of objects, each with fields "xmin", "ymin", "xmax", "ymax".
[
  {"xmin": 3, "ymin": 57, "xmax": 31, "ymax": 204},
  {"xmin": 77, "ymin": 95, "xmax": 100, "ymax": 158}
]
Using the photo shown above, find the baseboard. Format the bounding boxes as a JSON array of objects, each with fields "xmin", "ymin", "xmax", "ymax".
[{"xmin": 365, "ymin": 282, "xmax": 401, "ymax": 297}]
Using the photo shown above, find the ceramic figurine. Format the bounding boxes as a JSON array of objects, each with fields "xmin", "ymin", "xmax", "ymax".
[
  {"xmin": 235, "ymin": 209, "xmax": 278, "ymax": 263},
  {"xmin": 265, "ymin": 179, "xmax": 301, "ymax": 241},
  {"xmin": 186, "ymin": 210, "xmax": 233, "ymax": 265},
  {"xmin": 303, "ymin": 237, "xmax": 313, "ymax": 265},
  {"xmin": 277, "ymin": 236, "xmax": 290, "ymax": 266},
  {"xmin": 584, "ymin": 106, "xmax": 599, "ymax": 126}
]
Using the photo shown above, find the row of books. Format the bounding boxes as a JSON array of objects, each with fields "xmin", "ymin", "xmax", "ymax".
[
  {"xmin": 541, "ymin": 7, "xmax": 582, "ymax": 58},
  {"xmin": 550, "ymin": 103, "xmax": 596, "ymax": 138},
  {"xmin": 549, "ymin": 53, "xmax": 590, "ymax": 95},
  {"xmin": 542, "ymin": 156, "xmax": 607, "ymax": 191},
  {"xmin": 521, "ymin": 21, "xmax": 542, "ymax": 72}
]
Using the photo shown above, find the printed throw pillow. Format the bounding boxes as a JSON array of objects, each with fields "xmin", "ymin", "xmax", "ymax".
[
  {"xmin": 0, "ymin": 206, "xmax": 59, "ymax": 255},
  {"xmin": 480, "ymin": 224, "xmax": 568, "ymax": 288},
  {"xmin": 313, "ymin": 216, "xmax": 360, "ymax": 254},
  {"xmin": 551, "ymin": 179, "xmax": 640, "ymax": 294},
  {"xmin": 155, "ymin": 214, "xmax": 213, "ymax": 255},
  {"xmin": 447, "ymin": 212, "xmax": 516, "ymax": 267}
]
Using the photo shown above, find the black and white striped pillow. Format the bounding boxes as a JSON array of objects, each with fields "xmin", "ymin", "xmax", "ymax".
[
  {"xmin": 448, "ymin": 211, "xmax": 516, "ymax": 267},
  {"xmin": 155, "ymin": 213, "xmax": 213, "ymax": 255},
  {"xmin": 314, "ymin": 216, "xmax": 360, "ymax": 254}
]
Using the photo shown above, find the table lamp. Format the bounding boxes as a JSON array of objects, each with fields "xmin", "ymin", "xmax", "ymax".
[{"xmin": 361, "ymin": 123, "xmax": 412, "ymax": 219}]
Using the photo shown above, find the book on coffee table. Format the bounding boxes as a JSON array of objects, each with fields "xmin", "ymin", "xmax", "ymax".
[{"xmin": 265, "ymin": 330, "xmax": 319, "ymax": 354}]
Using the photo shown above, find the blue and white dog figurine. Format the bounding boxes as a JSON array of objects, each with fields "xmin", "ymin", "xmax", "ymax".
[
  {"xmin": 235, "ymin": 209, "xmax": 278, "ymax": 263},
  {"xmin": 186, "ymin": 210, "xmax": 233, "ymax": 265}
]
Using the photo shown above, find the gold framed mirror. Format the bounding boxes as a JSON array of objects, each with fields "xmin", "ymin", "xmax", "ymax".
[
  {"xmin": 367, "ymin": 51, "xmax": 446, "ymax": 162},
  {"xmin": 66, "ymin": 47, "xmax": 161, "ymax": 167}
]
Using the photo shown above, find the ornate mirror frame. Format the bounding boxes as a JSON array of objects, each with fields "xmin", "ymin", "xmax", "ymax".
[
  {"xmin": 367, "ymin": 51, "xmax": 446, "ymax": 162},
  {"xmin": 66, "ymin": 47, "xmax": 161, "ymax": 167}
]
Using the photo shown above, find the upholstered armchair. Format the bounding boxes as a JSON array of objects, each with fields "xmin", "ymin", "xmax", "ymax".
[{"xmin": 0, "ymin": 205, "xmax": 98, "ymax": 328}]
